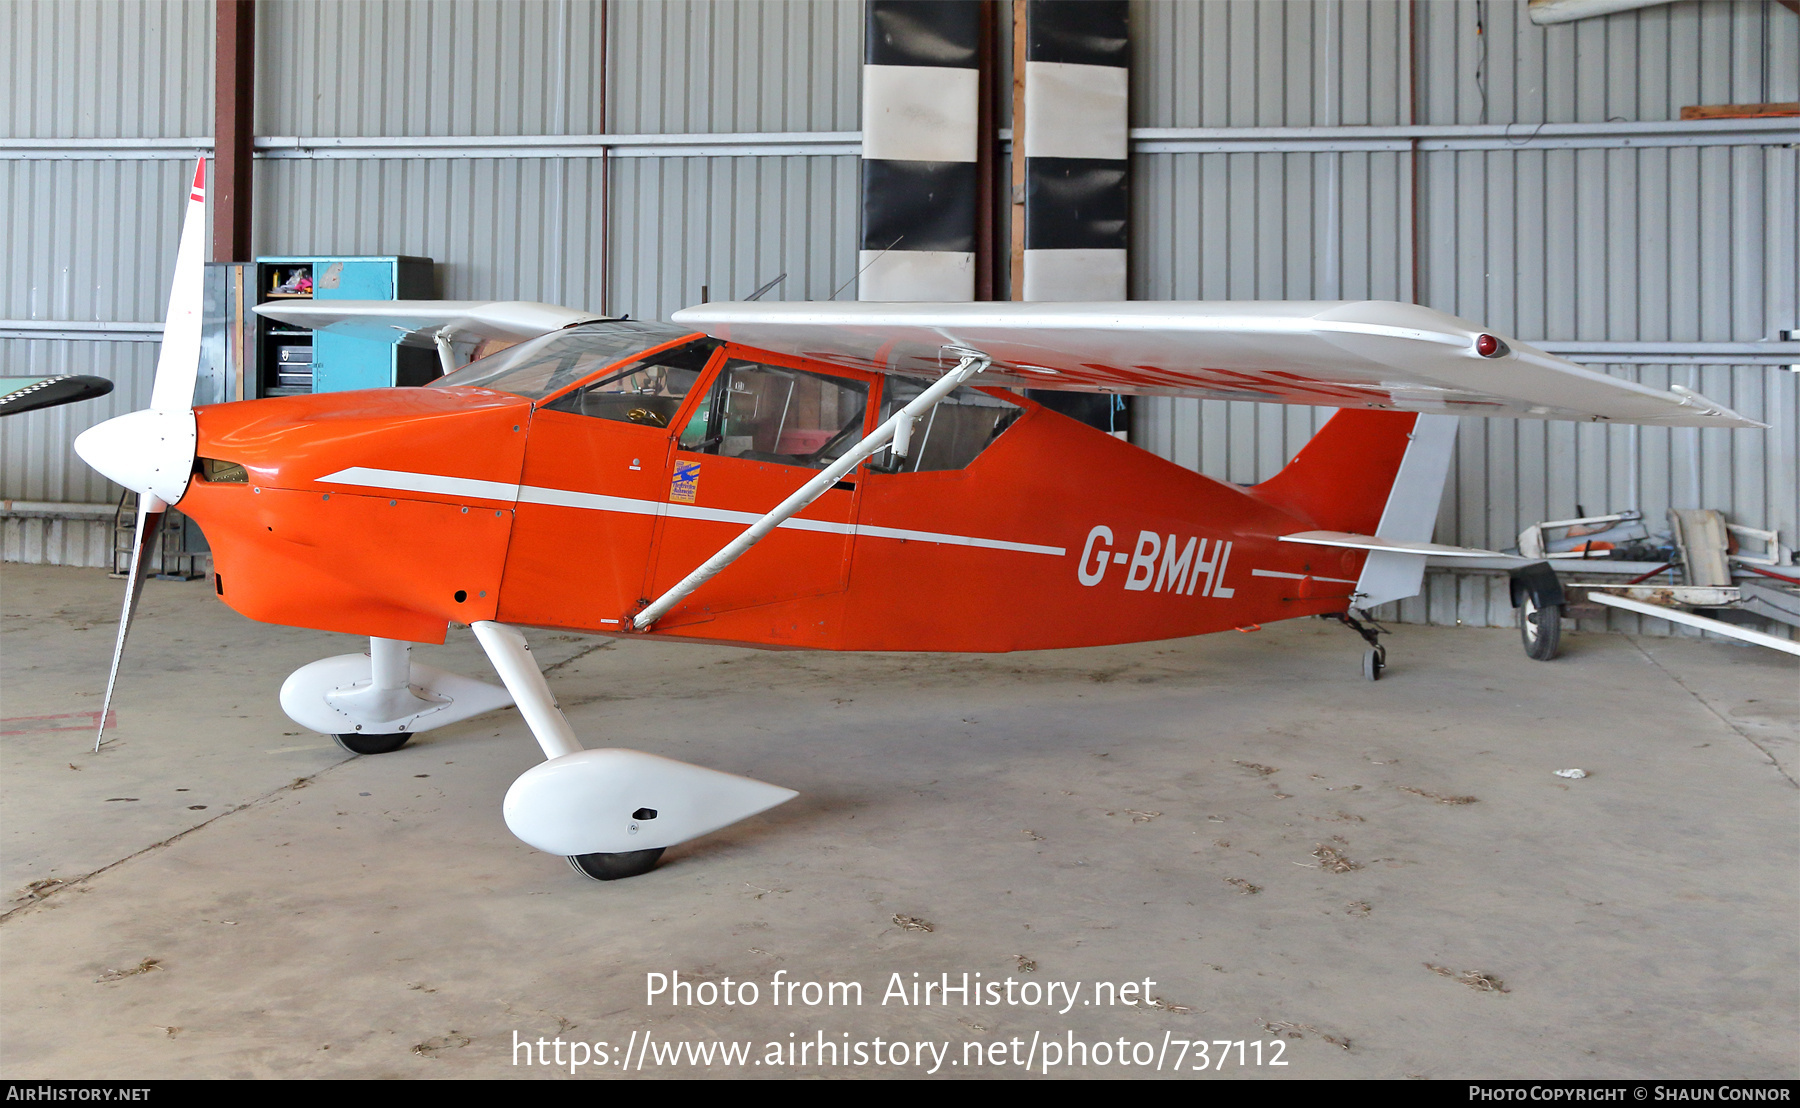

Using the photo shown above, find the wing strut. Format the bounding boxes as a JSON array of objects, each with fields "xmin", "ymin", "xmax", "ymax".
[
  {"xmin": 432, "ymin": 327, "xmax": 459, "ymax": 377},
  {"xmin": 631, "ymin": 351, "xmax": 991, "ymax": 631}
]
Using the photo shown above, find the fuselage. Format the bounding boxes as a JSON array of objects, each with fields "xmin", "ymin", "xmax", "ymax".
[{"xmin": 177, "ymin": 324, "xmax": 1365, "ymax": 651}]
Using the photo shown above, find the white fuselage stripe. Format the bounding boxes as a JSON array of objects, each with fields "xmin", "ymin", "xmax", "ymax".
[
  {"xmin": 323, "ymin": 466, "xmax": 523, "ymax": 502},
  {"xmin": 317, "ymin": 466, "xmax": 1066, "ymax": 557}
]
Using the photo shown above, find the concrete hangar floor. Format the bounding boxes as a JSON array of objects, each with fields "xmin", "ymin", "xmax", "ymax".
[{"xmin": 1, "ymin": 562, "xmax": 1794, "ymax": 1079}]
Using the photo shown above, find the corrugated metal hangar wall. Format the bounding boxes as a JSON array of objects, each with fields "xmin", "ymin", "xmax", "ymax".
[{"xmin": 3, "ymin": 0, "xmax": 1795, "ymax": 637}]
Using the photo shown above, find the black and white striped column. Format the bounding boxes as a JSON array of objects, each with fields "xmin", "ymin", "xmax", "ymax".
[
  {"xmin": 859, "ymin": 1, "xmax": 980, "ymax": 302},
  {"xmin": 1022, "ymin": 0, "xmax": 1128, "ymax": 302}
]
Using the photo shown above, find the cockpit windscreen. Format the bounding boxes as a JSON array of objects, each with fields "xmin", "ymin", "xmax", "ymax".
[{"xmin": 432, "ymin": 321, "xmax": 701, "ymax": 400}]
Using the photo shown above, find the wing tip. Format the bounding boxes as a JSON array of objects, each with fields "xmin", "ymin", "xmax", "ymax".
[{"xmin": 1665, "ymin": 384, "xmax": 1765, "ymax": 429}]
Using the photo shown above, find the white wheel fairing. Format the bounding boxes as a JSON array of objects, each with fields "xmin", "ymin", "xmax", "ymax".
[
  {"xmin": 503, "ymin": 748, "xmax": 797, "ymax": 856},
  {"xmin": 279, "ymin": 652, "xmax": 513, "ymax": 736}
]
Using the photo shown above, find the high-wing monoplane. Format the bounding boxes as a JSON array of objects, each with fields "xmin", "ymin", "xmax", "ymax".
[{"xmin": 71, "ymin": 161, "xmax": 1760, "ymax": 880}]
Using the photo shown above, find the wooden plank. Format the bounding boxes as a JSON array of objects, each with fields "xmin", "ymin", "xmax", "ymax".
[
  {"xmin": 1009, "ymin": 0, "xmax": 1026, "ymax": 300},
  {"xmin": 213, "ymin": 0, "xmax": 255, "ymax": 262},
  {"xmin": 1678, "ymin": 102, "xmax": 1799, "ymax": 120}
]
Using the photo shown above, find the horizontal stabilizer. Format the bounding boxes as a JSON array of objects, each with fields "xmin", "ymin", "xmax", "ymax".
[
  {"xmin": 1280, "ymin": 531, "xmax": 1506, "ymax": 558},
  {"xmin": 252, "ymin": 300, "xmax": 610, "ymax": 347},
  {"xmin": 671, "ymin": 300, "xmax": 1762, "ymax": 429}
]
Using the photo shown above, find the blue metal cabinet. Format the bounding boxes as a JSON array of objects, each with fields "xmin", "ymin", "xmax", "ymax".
[{"xmin": 255, "ymin": 256, "xmax": 435, "ymax": 395}]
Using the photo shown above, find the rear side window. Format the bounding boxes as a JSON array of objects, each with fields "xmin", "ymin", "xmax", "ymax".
[{"xmin": 873, "ymin": 378, "xmax": 1020, "ymax": 473}]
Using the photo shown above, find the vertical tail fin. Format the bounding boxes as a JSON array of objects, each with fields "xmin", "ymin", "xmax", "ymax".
[
  {"xmin": 1251, "ymin": 409, "xmax": 1460, "ymax": 608},
  {"xmin": 1251, "ymin": 409, "xmax": 1421, "ymax": 535}
]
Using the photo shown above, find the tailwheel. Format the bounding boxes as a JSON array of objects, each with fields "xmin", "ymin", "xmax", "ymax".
[
  {"xmin": 1362, "ymin": 646, "xmax": 1386, "ymax": 681},
  {"xmin": 333, "ymin": 731, "xmax": 412, "ymax": 755},
  {"xmin": 568, "ymin": 848, "xmax": 665, "ymax": 881},
  {"xmin": 1329, "ymin": 611, "xmax": 1391, "ymax": 680}
]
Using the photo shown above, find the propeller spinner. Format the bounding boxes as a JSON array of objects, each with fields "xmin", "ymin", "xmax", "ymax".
[{"xmin": 72, "ymin": 157, "xmax": 208, "ymax": 750}]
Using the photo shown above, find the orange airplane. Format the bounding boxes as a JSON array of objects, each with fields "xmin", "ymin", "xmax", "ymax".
[{"xmin": 73, "ymin": 160, "xmax": 1760, "ymax": 880}]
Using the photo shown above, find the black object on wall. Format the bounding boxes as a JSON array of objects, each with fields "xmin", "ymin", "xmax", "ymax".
[
  {"xmin": 859, "ymin": 0, "xmax": 982, "ymax": 301},
  {"xmin": 1018, "ymin": 0, "xmax": 1131, "ymax": 436}
]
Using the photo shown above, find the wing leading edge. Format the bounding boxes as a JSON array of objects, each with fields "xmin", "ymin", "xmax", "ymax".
[
  {"xmin": 252, "ymin": 300, "xmax": 611, "ymax": 348},
  {"xmin": 670, "ymin": 300, "xmax": 1760, "ymax": 429}
]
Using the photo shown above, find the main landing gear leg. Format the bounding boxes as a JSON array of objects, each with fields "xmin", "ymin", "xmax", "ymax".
[
  {"xmin": 1325, "ymin": 611, "xmax": 1389, "ymax": 681},
  {"xmin": 468, "ymin": 621, "xmax": 796, "ymax": 882}
]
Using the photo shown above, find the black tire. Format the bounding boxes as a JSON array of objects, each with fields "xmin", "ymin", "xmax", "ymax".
[
  {"xmin": 1520, "ymin": 595, "xmax": 1562, "ymax": 661},
  {"xmin": 1362, "ymin": 646, "xmax": 1384, "ymax": 681},
  {"xmin": 333, "ymin": 732, "xmax": 412, "ymax": 755},
  {"xmin": 568, "ymin": 848, "xmax": 665, "ymax": 881}
]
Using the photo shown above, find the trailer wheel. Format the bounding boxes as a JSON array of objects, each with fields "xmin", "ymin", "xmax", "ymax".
[{"xmin": 1520, "ymin": 594, "xmax": 1562, "ymax": 660}]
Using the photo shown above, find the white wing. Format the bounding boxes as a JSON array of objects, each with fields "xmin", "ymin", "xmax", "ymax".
[
  {"xmin": 670, "ymin": 299, "xmax": 1759, "ymax": 429},
  {"xmin": 252, "ymin": 300, "xmax": 610, "ymax": 348}
]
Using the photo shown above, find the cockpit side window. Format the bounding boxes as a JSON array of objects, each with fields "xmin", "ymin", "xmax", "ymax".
[
  {"xmin": 540, "ymin": 338, "xmax": 721, "ymax": 428},
  {"xmin": 679, "ymin": 360, "xmax": 870, "ymax": 470},
  {"xmin": 431, "ymin": 321, "xmax": 700, "ymax": 400},
  {"xmin": 870, "ymin": 378, "xmax": 1021, "ymax": 473}
]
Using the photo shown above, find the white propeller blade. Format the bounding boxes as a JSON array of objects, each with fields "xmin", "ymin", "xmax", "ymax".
[
  {"xmin": 94, "ymin": 497, "xmax": 166, "ymax": 750},
  {"xmin": 150, "ymin": 158, "xmax": 207, "ymax": 412},
  {"xmin": 81, "ymin": 157, "xmax": 208, "ymax": 749}
]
